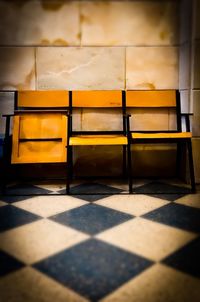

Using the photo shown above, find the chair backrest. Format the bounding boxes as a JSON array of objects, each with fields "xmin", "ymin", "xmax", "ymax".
[
  {"xmin": 11, "ymin": 91, "xmax": 69, "ymax": 164},
  {"xmin": 126, "ymin": 90, "xmax": 181, "ymax": 131},
  {"xmin": 16, "ymin": 90, "xmax": 69, "ymax": 109},
  {"xmin": 70, "ymin": 90, "xmax": 126, "ymax": 134},
  {"xmin": 72, "ymin": 91, "xmax": 123, "ymax": 108},
  {"xmin": 126, "ymin": 90, "xmax": 177, "ymax": 108}
]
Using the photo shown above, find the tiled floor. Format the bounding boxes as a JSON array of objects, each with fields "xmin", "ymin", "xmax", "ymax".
[{"xmin": 0, "ymin": 180, "xmax": 200, "ymax": 302}]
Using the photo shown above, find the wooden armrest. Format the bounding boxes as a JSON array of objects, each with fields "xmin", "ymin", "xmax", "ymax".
[{"xmin": 2, "ymin": 114, "xmax": 14, "ymax": 117}]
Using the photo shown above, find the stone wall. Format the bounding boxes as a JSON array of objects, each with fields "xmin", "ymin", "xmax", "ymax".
[
  {"xmin": 0, "ymin": 0, "xmax": 198, "ymax": 180},
  {"xmin": 191, "ymin": 0, "xmax": 200, "ymax": 182}
]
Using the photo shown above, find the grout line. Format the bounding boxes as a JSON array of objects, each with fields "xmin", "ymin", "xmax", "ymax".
[
  {"xmin": 124, "ymin": 47, "xmax": 126, "ymax": 90},
  {"xmin": 34, "ymin": 47, "xmax": 38, "ymax": 91},
  {"xmin": 79, "ymin": 0, "xmax": 82, "ymax": 47}
]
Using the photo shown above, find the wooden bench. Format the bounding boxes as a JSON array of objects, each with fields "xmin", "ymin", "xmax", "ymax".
[
  {"xmin": 126, "ymin": 90, "xmax": 195, "ymax": 192},
  {"xmin": 1, "ymin": 89, "xmax": 195, "ymax": 194}
]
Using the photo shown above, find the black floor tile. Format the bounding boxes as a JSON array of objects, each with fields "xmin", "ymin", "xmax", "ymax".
[
  {"xmin": 0, "ymin": 250, "xmax": 24, "ymax": 277},
  {"xmin": 163, "ymin": 237, "xmax": 200, "ymax": 278},
  {"xmin": 0, "ymin": 184, "xmax": 52, "ymax": 203},
  {"xmin": 34, "ymin": 238, "xmax": 153, "ymax": 301},
  {"xmin": 142, "ymin": 203, "xmax": 200, "ymax": 233},
  {"xmin": 50, "ymin": 203, "xmax": 134, "ymax": 235},
  {"xmin": 0, "ymin": 205, "xmax": 41, "ymax": 232},
  {"xmin": 59, "ymin": 182, "xmax": 123, "ymax": 201},
  {"xmin": 134, "ymin": 182, "xmax": 191, "ymax": 201}
]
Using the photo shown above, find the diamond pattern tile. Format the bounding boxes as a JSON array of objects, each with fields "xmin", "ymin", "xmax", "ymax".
[
  {"xmin": 0, "ymin": 184, "xmax": 52, "ymax": 203},
  {"xmin": 13, "ymin": 195, "xmax": 87, "ymax": 218},
  {"xmin": 0, "ymin": 250, "xmax": 24, "ymax": 277},
  {"xmin": 59, "ymin": 182, "xmax": 123, "ymax": 201},
  {"xmin": 0, "ymin": 267, "xmax": 88, "ymax": 302},
  {"xmin": 134, "ymin": 182, "xmax": 191, "ymax": 201},
  {"xmin": 34, "ymin": 238, "xmax": 153, "ymax": 301},
  {"xmin": 163, "ymin": 237, "xmax": 200, "ymax": 278},
  {"xmin": 175, "ymin": 193, "xmax": 200, "ymax": 209},
  {"xmin": 101, "ymin": 264, "xmax": 200, "ymax": 302},
  {"xmin": 142, "ymin": 203, "xmax": 200, "ymax": 233},
  {"xmin": 96, "ymin": 218, "xmax": 197, "ymax": 261},
  {"xmin": 50, "ymin": 203, "xmax": 134, "ymax": 235},
  {"xmin": 0, "ymin": 205, "xmax": 41, "ymax": 232},
  {"xmin": 0, "ymin": 219, "xmax": 89, "ymax": 264},
  {"xmin": 95, "ymin": 194, "xmax": 169, "ymax": 216},
  {"xmin": 0, "ymin": 180, "xmax": 199, "ymax": 302}
]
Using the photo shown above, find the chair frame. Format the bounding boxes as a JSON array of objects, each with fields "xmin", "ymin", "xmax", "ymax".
[
  {"xmin": 66, "ymin": 90, "xmax": 132, "ymax": 194},
  {"xmin": 126, "ymin": 90, "xmax": 195, "ymax": 193}
]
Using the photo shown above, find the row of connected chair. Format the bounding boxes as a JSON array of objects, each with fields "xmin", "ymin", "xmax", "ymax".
[{"xmin": 2, "ymin": 90, "xmax": 195, "ymax": 194}]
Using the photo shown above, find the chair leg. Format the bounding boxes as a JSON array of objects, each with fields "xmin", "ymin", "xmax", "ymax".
[
  {"xmin": 127, "ymin": 143, "xmax": 133, "ymax": 194},
  {"xmin": 122, "ymin": 145, "xmax": 127, "ymax": 178},
  {"xmin": 66, "ymin": 146, "xmax": 72, "ymax": 194},
  {"xmin": 187, "ymin": 140, "xmax": 196, "ymax": 193},
  {"xmin": 1, "ymin": 137, "xmax": 11, "ymax": 195},
  {"xmin": 176, "ymin": 142, "xmax": 181, "ymax": 178}
]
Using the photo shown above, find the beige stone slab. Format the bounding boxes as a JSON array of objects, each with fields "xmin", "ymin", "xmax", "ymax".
[
  {"xmin": 72, "ymin": 145, "xmax": 123, "ymax": 176},
  {"xmin": 126, "ymin": 108, "xmax": 169, "ymax": 131},
  {"xmin": 81, "ymin": 108, "xmax": 123, "ymax": 131},
  {"xmin": 192, "ymin": 90, "xmax": 200, "ymax": 136},
  {"xmin": 0, "ymin": 1, "xmax": 80, "ymax": 46},
  {"xmin": 126, "ymin": 47, "xmax": 179, "ymax": 90},
  {"xmin": 0, "ymin": 267, "xmax": 88, "ymax": 302},
  {"xmin": 180, "ymin": 90, "xmax": 190, "ymax": 113},
  {"xmin": 193, "ymin": 41, "xmax": 200, "ymax": 89},
  {"xmin": 192, "ymin": 138, "xmax": 200, "ymax": 183},
  {"xmin": 95, "ymin": 194, "xmax": 169, "ymax": 216},
  {"xmin": 131, "ymin": 144, "xmax": 176, "ymax": 177},
  {"xmin": 96, "ymin": 217, "xmax": 197, "ymax": 261},
  {"xmin": 36, "ymin": 47, "xmax": 125, "ymax": 90},
  {"xmin": 194, "ymin": 0, "xmax": 200, "ymax": 39},
  {"xmin": 180, "ymin": 0, "xmax": 193, "ymax": 44},
  {"xmin": 179, "ymin": 43, "xmax": 191, "ymax": 90},
  {"xmin": 0, "ymin": 92, "xmax": 14, "ymax": 134},
  {"xmin": 101, "ymin": 263, "xmax": 200, "ymax": 302},
  {"xmin": 81, "ymin": 1, "xmax": 179, "ymax": 46},
  {"xmin": 72, "ymin": 109, "xmax": 82, "ymax": 131},
  {"xmin": 0, "ymin": 219, "xmax": 89, "ymax": 264},
  {"xmin": 168, "ymin": 108, "xmax": 177, "ymax": 131},
  {"xmin": 0, "ymin": 47, "xmax": 35, "ymax": 90},
  {"xmin": 13, "ymin": 195, "xmax": 87, "ymax": 217}
]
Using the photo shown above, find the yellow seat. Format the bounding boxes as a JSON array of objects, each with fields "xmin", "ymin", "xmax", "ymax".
[
  {"xmin": 12, "ymin": 113, "xmax": 67, "ymax": 164},
  {"xmin": 69, "ymin": 135, "xmax": 128, "ymax": 146},
  {"xmin": 131, "ymin": 132, "xmax": 192, "ymax": 139}
]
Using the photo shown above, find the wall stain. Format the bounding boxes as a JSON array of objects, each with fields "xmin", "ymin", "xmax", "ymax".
[
  {"xmin": 4, "ymin": 0, "xmax": 28, "ymax": 8},
  {"xmin": 160, "ymin": 30, "xmax": 169, "ymax": 41},
  {"xmin": 80, "ymin": 14, "xmax": 92, "ymax": 24},
  {"xmin": 135, "ymin": 83, "xmax": 156, "ymax": 90},
  {"xmin": 40, "ymin": 38, "xmax": 68, "ymax": 45},
  {"xmin": 40, "ymin": 0, "xmax": 66, "ymax": 11},
  {"xmin": 77, "ymin": 32, "xmax": 81, "ymax": 41}
]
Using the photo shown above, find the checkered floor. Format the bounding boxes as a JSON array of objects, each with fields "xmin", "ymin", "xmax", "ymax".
[{"xmin": 0, "ymin": 180, "xmax": 200, "ymax": 302}]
